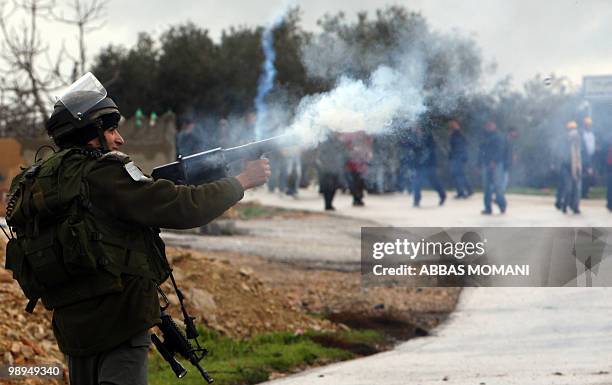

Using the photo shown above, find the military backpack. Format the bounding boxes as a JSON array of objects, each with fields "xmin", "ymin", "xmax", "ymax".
[{"xmin": 4, "ymin": 147, "xmax": 171, "ymax": 312}]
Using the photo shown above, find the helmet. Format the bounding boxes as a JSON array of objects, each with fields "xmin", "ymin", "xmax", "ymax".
[{"xmin": 46, "ymin": 73, "xmax": 120, "ymax": 149}]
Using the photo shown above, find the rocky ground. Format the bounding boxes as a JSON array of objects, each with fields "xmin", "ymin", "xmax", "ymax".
[
  {"xmin": 0, "ymin": 238, "xmax": 66, "ymax": 385},
  {"xmin": 163, "ymin": 247, "xmax": 460, "ymax": 338}
]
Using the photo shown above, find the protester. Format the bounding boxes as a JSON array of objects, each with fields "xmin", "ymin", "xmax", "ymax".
[
  {"xmin": 267, "ymin": 151, "xmax": 287, "ymax": 194},
  {"xmin": 368, "ymin": 134, "xmax": 387, "ymax": 194},
  {"xmin": 367, "ymin": 134, "xmax": 399, "ymax": 194},
  {"xmin": 316, "ymin": 133, "xmax": 346, "ymax": 210},
  {"xmin": 580, "ymin": 116, "xmax": 596, "ymax": 198},
  {"xmin": 284, "ymin": 148, "xmax": 302, "ymax": 197},
  {"xmin": 339, "ymin": 131, "xmax": 373, "ymax": 206},
  {"xmin": 448, "ymin": 119, "xmax": 472, "ymax": 198},
  {"xmin": 478, "ymin": 120, "xmax": 506, "ymax": 214},
  {"xmin": 411, "ymin": 125, "xmax": 446, "ymax": 207},
  {"xmin": 396, "ymin": 121, "xmax": 415, "ymax": 194},
  {"xmin": 559, "ymin": 120, "xmax": 582, "ymax": 214}
]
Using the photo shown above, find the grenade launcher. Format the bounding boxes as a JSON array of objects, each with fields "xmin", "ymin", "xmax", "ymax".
[{"xmin": 151, "ymin": 134, "xmax": 298, "ymax": 185}]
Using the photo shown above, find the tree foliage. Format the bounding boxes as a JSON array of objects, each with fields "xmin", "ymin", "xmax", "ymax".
[
  {"xmin": 92, "ymin": 7, "xmax": 312, "ymax": 119},
  {"xmin": 87, "ymin": 5, "xmax": 580, "ymax": 187}
]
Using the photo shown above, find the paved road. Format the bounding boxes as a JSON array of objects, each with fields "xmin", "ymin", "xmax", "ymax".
[
  {"xmin": 243, "ymin": 189, "xmax": 612, "ymax": 385},
  {"xmin": 162, "ymin": 215, "xmax": 371, "ymax": 271},
  {"xmin": 245, "ymin": 188, "xmax": 612, "ymax": 227},
  {"xmin": 265, "ymin": 287, "xmax": 612, "ymax": 385}
]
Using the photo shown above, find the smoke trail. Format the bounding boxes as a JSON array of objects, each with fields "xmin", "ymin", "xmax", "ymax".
[{"xmin": 254, "ymin": 13, "xmax": 285, "ymax": 140}]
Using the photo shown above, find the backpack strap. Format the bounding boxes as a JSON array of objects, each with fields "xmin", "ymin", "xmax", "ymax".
[{"xmin": 25, "ymin": 298, "xmax": 38, "ymax": 313}]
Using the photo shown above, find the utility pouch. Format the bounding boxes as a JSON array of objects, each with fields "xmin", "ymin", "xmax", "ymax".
[
  {"xmin": 23, "ymin": 228, "xmax": 70, "ymax": 287},
  {"xmin": 57, "ymin": 217, "xmax": 99, "ymax": 274},
  {"xmin": 5, "ymin": 237, "xmax": 44, "ymax": 301}
]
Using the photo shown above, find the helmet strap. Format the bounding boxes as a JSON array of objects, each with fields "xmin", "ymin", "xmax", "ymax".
[{"xmin": 95, "ymin": 118, "xmax": 109, "ymax": 152}]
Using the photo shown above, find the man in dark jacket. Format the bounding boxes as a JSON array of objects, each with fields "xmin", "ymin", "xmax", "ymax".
[
  {"xmin": 5, "ymin": 73, "xmax": 270, "ymax": 385},
  {"xmin": 316, "ymin": 133, "xmax": 346, "ymax": 210},
  {"xmin": 411, "ymin": 125, "xmax": 446, "ymax": 207},
  {"xmin": 448, "ymin": 119, "xmax": 472, "ymax": 198},
  {"xmin": 396, "ymin": 122, "xmax": 415, "ymax": 194},
  {"xmin": 479, "ymin": 121, "xmax": 507, "ymax": 214}
]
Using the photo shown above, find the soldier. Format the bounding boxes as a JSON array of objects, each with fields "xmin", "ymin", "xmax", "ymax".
[{"xmin": 4, "ymin": 73, "xmax": 270, "ymax": 385}]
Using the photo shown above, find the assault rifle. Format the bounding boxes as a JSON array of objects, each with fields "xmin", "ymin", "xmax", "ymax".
[
  {"xmin": 152, "ymin": 134, "xmax": 298, "ymax": 185},
  {"xmin": 151, "ymin": 310, "xmax": 214, "ymax": 383},
  {"xmin": 152, "ymin": 272, "xmax": 215, "ymax": 383}
]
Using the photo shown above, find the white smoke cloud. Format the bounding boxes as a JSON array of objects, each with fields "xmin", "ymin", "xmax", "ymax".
[
  {"xmin": 288, "ymin": 65, "xmax": 426, "ymax": 147},
  {"xmin": 299, "ymin": 33, "xmax": 391, "ymax": 81},
  {"xmin": 286, "ymin": 14, "xmax": 483, "ymax": 147}
]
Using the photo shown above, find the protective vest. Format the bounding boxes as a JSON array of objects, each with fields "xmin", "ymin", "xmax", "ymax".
[{"xmin": 4, "ymin": 147, "xmax": 171, "ymax": 312}]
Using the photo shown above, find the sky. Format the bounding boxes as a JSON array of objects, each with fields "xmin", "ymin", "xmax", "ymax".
[{"xmin": 21, "ymin": 0, "xmax": 612, "ymax": 90}]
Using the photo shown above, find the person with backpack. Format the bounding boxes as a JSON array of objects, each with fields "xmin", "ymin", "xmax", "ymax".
[{"xmin": 4, "ymin": 73, "xmax": 270, "ymax": 385}]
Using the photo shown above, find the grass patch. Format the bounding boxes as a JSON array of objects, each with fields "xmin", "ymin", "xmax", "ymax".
[
  {"xmin": 308, "ymin": 329, "xmax": 385, "ymax": 346},
  {"xmin": 148, "ymin": 328, "xmax": 385, "ymax": 385}
]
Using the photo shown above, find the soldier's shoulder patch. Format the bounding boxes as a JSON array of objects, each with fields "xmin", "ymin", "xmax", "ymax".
[
  {"xmin": 99, "ymin": 150, "xmax": 131, "ymax": 164},
  {"xmin": 124, "ymin": 161, "xmax": 153, "ymax": 182}
]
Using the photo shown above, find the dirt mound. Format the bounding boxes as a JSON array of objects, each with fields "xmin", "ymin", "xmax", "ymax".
[
  {"xmin": 166, "ymin": 247, "xmax": 461, "ymax": 338},
  {"xmin": 161, "ymin": 247, "xmax": 338, "ymax": 337}
]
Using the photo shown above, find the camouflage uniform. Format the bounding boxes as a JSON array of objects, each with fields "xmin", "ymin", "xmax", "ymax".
[{"xmin": 6, "ymin": 148, "xmax": 244, "ymax": 384}]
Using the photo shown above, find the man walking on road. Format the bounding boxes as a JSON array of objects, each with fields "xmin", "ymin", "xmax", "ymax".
[
  {"xmin": 448, "ymin": 119, "xmax": 472, "ymax": 199},
  {"xmin": 560, "ymin": 120, "xmax": 582, "ymax": 214},
  {"xmin": 411, "ymin": 125, "xmax": 446, "ymax": 207},
  {"xmin": 479, "ymin": 120, "xmax": 506, "ymax": 214},
  {"xmin": 580, "ymin": 117, "xmax": 596, "ymax": 199}
]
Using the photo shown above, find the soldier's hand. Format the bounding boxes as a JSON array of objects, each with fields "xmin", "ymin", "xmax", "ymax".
[{"xmin": 236, "ymin": 159, "xmax": 271, "ymax": 190}]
